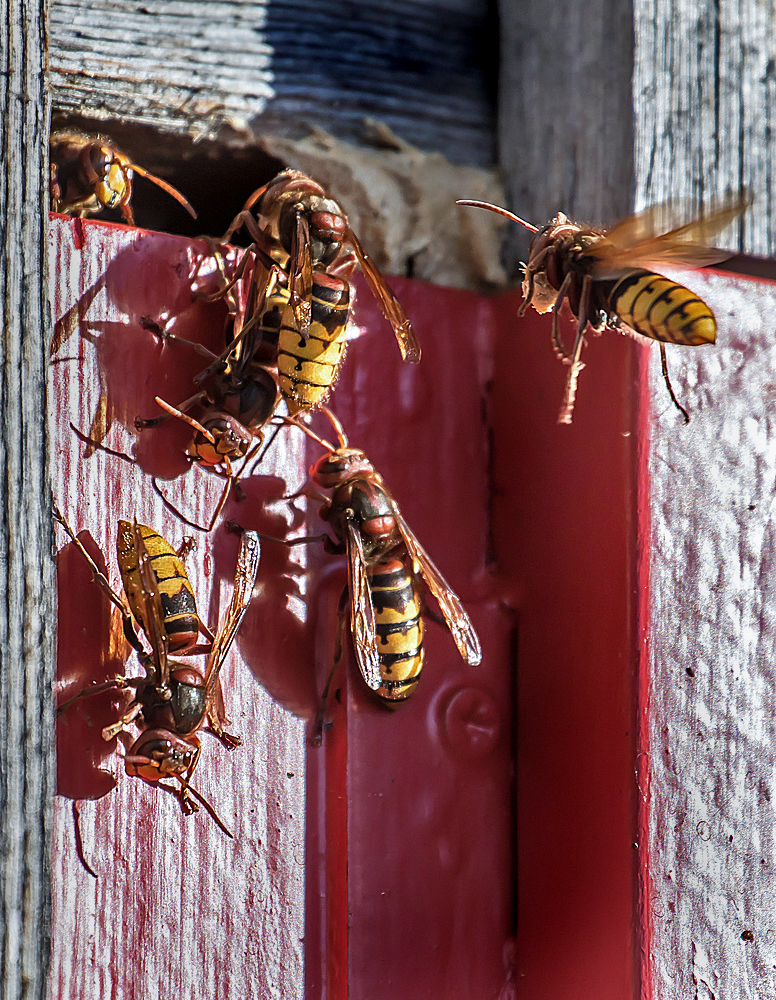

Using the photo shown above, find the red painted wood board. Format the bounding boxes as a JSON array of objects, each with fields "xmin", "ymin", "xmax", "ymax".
[
  {"xmin": 49, "ymin": 215, "xmax": 308, "ymax": 1000},
  {"xmin": 492, "ymin": 262, "xmax": 776, "ymax": 1000},
  {"xmin": 49, "ymin": 212, "xmax": 650, "ymax": 998},
  {"xmin": 303, "ymin": 279, "xmax": 512, "ymax": 999},
  {"xmin": 491, "ymin": 291, "xmax": 645, "ymax": 1000}
]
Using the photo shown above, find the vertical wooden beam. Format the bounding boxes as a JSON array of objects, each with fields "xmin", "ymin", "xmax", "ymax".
[
  {"xmin": 496, "ymin": 3, "xmax": 641, "ymax": 997},
  {"xmin": 633, "ymin": 4, "xmax": 776, "ymax": 998},
  {"xmin": 48, "ymin": 219, "xmax": 307, "ymax": 999},
  {"xmin": 636, "ymin": 265, "xmax": 776, "ymax": 1000},
  {"xmin": 634, "ymin": 0, "xmax": 769, "ymax": 249},
  {"xmin": 0, "ymin": 3, "xmax": 54, "ymax": 999},
  {"xmin": 498, "ymin": 0, "xmax": 635, "ymax": 261}
]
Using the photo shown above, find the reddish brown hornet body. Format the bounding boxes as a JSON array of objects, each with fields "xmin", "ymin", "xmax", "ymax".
[
  {"xmin": 55, "ymin": 510, "xmax": 261, "ymax": 833},
  {"xmin": 136, "ymin": 248, "xmax": 281, "ymax": 531},
  {"xmin": 221, "ymin": 170, "xmax": 421, "ymax": 413},
  {"xmin": 50, "ymin": 129, "xmax": 196, "ymax": 225},
  {"xmin": 458, "ymin": 196, "xmax": 747, "ymax": 422},
  {"xmin": 285, "ymin": 409, "xmax": 481, "ymax": 708}
]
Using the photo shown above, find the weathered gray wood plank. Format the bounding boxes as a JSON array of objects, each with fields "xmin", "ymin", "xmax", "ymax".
[
  {"xmin": 633, "ymin": 4, "xmax": 776, "ymax": 998},
  {"xmin": 498, "ymin": 0, "xmax": 635, "ymax": 264},
  {"xmin": 634, "ymin": 0, "xmax": 771, "ymax": 252},
  {"xmin": 49, "ymin": 0, "xmax": 497, "ymax": 168},
  {"xmin": 0, "ymin": 3, "xmax": 55, "ymax": 1000}
]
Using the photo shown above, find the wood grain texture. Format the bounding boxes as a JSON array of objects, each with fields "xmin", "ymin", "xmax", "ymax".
[
  {"xmin": 0, "ymin": 3, "xmax": 55, "ymax": 1000},
  {"xmin": 497, "ymin": 0, "xmax": 635, "ymax": 266},
  {"xmin": 48, "ymin": 217, "xmax": 306, "ymax": 999},
  {"xmin": 49, "ymin": 0, "xmax": 497, "ymax": 168},
  {"xmin": 634, "ymin": 0, "xmax": 770, "ymax": 252},
  {"xmin": 643, "ymin": 268, "xmax": 776, "ymax": 1000},
  {"xmin": 497, "ymin": 5, "xmax": 776, "ymax": 996}
]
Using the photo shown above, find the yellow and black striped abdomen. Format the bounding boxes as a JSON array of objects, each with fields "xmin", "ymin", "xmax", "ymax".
[
  {"xmin": 609, "ymin": 269, "xmax": 716, "ymax": 346},
  {"xmin": 277, "ymin": 272, "xmax": 350, "ymax": 414},
  {"xmin": 116, "ymin": 521, "xmax": 199, "ymax": 653},
  {"xmin": 368, "ymin": 557, "xmax": 424, "ymax": 706}
]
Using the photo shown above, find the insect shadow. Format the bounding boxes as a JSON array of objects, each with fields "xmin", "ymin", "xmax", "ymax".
[
  {"xmin": 51, "ymin": 229, "xmax": 233, "ymax": 482},
  {"xmin": 55, "ymin": 530, "xmax": 126, "ymax": 802},
  {"xmin": 213, "ymin": 474, "xmax": 322, "ymax": 720}
]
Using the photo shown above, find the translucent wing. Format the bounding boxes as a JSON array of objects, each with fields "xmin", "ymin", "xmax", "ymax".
[
  {"xmin": 393, "ymin": 508, "xmax": 481, "ymax": 666},
  {"xmin": 345, "ymin": 520, "xmax": 381, "ymax": 690},
  {"xmin": 288, "ymin": 210, "xmax": 313, "ymax": 341},
  {"xmin": 228, "ymin": 253, "xmax": 277, "ymax": 370},
  {"xmin": 204, "ymin": 531, "xmax": 262, "ymax": 699},
  {"xmin": 584, "ymin": 192, "xmax": 749, "ymax": 277},
  {"xmin": 130, "ymin": 520, "xmax": 170, "ymax": 686},
  {"xmin": 347, "ymin": 228, "xmax": 422, "ymax": 364}
]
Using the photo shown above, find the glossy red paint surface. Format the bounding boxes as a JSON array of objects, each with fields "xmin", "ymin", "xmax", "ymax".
[
  {"xmin": 491, "ymin": 295, "xmax": 645, "ymax": 1000},
  {"xmin": 304, "ymin": 280, "xmax": 513, "ymax": 999},
  {"xmin": 50, "ymin": 214, "xmax": 645, "ymax": 999}
]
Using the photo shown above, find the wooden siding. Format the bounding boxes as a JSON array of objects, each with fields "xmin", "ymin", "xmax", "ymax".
[
  {"xmin": 0, "ymin": 3, "xmax": 56, "ymax": 1000},
  {"xmin": 37, "ymin": 2, "xmax": 776, "ymax": 998},
  {"xmin": 634, "ymin": 5, "xmax": 776, "ymax": 998},
  {"xmin": 49, "ymin": 216, "xmax": 306, "ymax": 999},
  {"xmin": 497, "ymin": 0, "xmax": 635, "ymax": 267},
  {"xmin": 48, "ymin": 213, "xmax": 517, "ymax": 998},
  {"xmin": 643, "ymin": 267, "xmax": 776, "ymax": 1000}
]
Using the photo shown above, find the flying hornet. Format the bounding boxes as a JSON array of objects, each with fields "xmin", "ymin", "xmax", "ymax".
[
  {"xmin": 55, "ymin": 509, "xmax": 261, "ymax": 834},
  {"xmin": 50, "ymin": 129, "xmax": 197, "ymax": 225},
  {"xmin": 457, "ymin": 194, "xmax": 748, "ymax": 423}
]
